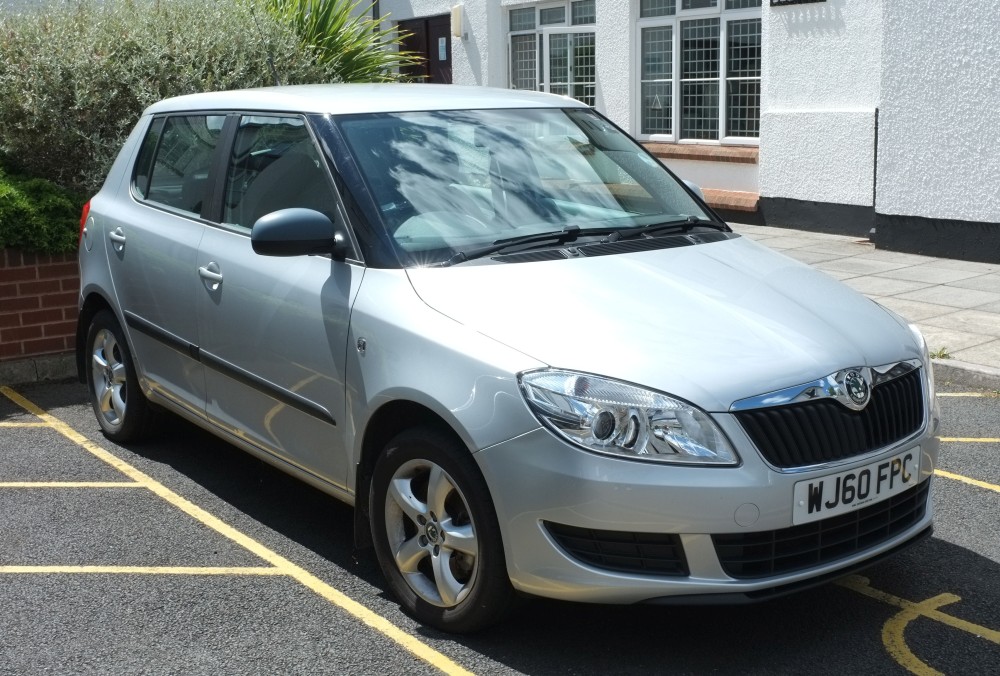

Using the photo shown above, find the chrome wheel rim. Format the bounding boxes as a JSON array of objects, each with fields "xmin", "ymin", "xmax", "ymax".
[
  {"xmin": 91, "ymin": 328, "xmax": 127, "ymax": 429},
  {"xmin": 383, "ymin": 459, "xmax": 479, "ymax": 608}
]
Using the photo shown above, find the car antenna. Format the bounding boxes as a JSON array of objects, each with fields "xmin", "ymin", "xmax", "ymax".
[{"xmin": 249, "ymin": 6, "xmax": 283, "ymax": 87}]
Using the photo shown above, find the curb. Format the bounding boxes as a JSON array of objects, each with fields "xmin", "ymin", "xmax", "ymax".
[
  {"xmin": 931, "ymin": 358, "xmax": 1000, "ymax": 392},
  {"xmin": 0, "ymin": 353, "xmax": 77, "ymax": 387},
  {"xmin": 2, "ymin": 352, "xmax": 997, "ymax": 393}
]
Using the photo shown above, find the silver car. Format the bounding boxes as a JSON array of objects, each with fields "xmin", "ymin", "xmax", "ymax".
[{"xmin": 77, "ymin": 84, "xmax": 939, "ymax": 633}]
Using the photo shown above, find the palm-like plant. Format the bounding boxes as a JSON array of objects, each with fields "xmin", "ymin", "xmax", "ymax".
[{"xmin": 266, "ymin": 0, "xmax": 423, "ymax": 82}]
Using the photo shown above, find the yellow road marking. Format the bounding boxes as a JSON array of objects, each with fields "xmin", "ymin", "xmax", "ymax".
[
  {"xmin": 0, "ymin": 566, "xmax": 283, "ymax": 575},
  {"xmin": 0, "ymin": 481, "xmax": 142, "ymax": 488},
  {"xmin": 939, "ymin": 437, "xmax": 1000, "ymax": 443},
  {"xmin": 936, "ymin": 393, "xmax": 993, "ymax": 398},
  {"xmin": 934, "ymin": 469, "xmax": 1000, "ymax": 494},
  {"xmin": 0, "ymin": 386, "xmax": 472, "ymax": 676},
  {"xmin": 0, "ymin": 422, "xmax": 50, "ymax": 428},
  {"xmin": 839, "ymin": 576, "xmax": 1000, "ymax": 676}
]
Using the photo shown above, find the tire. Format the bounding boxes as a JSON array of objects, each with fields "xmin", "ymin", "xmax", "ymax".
[
  {"xmin": 370, "ymin": 427, "xmax": 517, "ymax": 633},
  {"xmin": 85, "ymin": 309, "xmax": 157, "ymax": 442}
]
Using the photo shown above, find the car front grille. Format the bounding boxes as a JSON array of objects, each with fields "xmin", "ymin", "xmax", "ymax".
[
  {"xmin": 544, "ymin": 522, "xmax": 689, "ymax": 576},
  {"xmin": 734, "ymin": 368, "xmax": 925, "ymax": 469},
  {"xmin": 712, "ymin": 478, "xmax": 930, "ymax": 579}
]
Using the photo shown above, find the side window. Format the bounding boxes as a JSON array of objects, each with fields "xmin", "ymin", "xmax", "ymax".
[
  {"xmin": 139, "ymin": 115, "xmax": 226, "ymax": 215},
  {"xmin": 223, "ymin": 115, "xmax": 337, "ymax": 232}
]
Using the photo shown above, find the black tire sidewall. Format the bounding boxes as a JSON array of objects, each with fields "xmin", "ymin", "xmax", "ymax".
[{"xmin": 370, "ymin": 427, "xmax": 514, "ymax": 633}]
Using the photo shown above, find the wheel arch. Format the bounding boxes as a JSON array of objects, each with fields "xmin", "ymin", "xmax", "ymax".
[
  {"xmin": 76, "ymin": 291, "xmax": 116, "ymax": 383},
  {"xmin": 352, "ymin": 399, "xmax": 472, "ymax": 550}
]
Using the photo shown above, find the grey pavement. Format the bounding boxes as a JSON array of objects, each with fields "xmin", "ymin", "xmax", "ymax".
[
  {"xmin": 730, "ymin": 223, "xmax": 1000, "ymax": 390},
  {"xmin": 2, "ymin": 225, "xmax": 1000, "ymax": 389}
]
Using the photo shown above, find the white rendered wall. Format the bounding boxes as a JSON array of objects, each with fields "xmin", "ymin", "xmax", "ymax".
[
  {"xmin": 759, "ymin": 0, "xmax": 882, "ymax": 206},
  {"xmin": 876, "ymin": 2, "xmax": 1000, "ymax": 223}
]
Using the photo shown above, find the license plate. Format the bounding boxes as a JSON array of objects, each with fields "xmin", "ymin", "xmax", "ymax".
[{"xmin": 792, "ymin": 449, "xmax": 920, "ymax": 525}]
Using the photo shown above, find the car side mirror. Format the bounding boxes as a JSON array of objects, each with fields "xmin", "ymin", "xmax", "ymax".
[
  {"xmin": 683, "ymin": 180, "xmax": 705, "ymax": 202},
  {"xmin": 251, "ymin": 208, "xmax": 350, "ymax": 260}
]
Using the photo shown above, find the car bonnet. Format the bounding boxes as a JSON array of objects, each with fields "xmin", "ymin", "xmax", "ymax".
[{"xmin": 404, "ymin": 236, "xmax": 921, "ymax": 412}]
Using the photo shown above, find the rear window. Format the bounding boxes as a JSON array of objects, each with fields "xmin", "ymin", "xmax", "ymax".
[{"xmin": 133, "ymin": 115, "xmax": 226, "ymax": 216}]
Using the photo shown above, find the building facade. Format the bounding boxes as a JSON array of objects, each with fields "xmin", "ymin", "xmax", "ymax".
[{"xmin": 376, "ymin": 0, "xmax": 1000, "ymax": 263}]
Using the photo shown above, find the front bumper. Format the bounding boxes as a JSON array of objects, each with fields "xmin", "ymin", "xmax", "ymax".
[{"xmin": 474, "ymin": 422, "xmax": 939, "ymax": 604}]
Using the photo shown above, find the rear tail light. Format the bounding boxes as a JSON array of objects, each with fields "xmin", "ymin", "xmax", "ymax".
[{"xmin": 79, "ymin": 199, "xmax": 91, "ymax": 246}]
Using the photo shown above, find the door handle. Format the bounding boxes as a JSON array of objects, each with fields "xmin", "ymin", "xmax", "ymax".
[
  {"xmin": 108, "ymin": 228, "xmax": 126, "ymax": 249},
  {"xmin": 198, "ymin": 262, "xmax": 223, "ymax": 288}
]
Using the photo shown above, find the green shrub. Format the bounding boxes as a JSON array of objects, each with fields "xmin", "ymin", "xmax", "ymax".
[
  {"xmin": 0, "ymin": 169, "xmax": 80, "ymax": 254},
  {"xmin": 267, "ymin": 0, "xmax": 421, "ymax": 82},
  {"xmin": 0, "ymin": 0, "xmax": 394, "ymax": 195}
]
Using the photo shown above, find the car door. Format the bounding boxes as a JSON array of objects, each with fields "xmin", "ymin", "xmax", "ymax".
[
  {"xmin": 104, "ymin": 114, "xmax": 227, "ymax": 417},
  {"xmin": 196, "ymin": 114, "xmax": 363, "ymax": 490}
]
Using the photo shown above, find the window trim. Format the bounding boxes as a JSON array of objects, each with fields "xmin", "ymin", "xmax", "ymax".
[
  {"xmin": 507, "ymin": 1, "xmax": 597, "ymax": 106},
  {"xmin": 633, "ymin": 1, "xmax": 761, "ymax": 146}
]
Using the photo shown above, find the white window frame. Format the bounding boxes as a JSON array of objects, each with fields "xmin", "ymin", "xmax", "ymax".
[
  {"xmin": 507, "ymin": 2, "xmax": 597, "ymax": 106},
  {"xmin": 634, "ymin": 0, "xmax": 761, "ymax": 146}
]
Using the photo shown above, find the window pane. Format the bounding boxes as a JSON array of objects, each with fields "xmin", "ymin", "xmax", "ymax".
[
  {"xmin": 571, "ymin": 32, "xmax": 596, "ymax": 106},
  {"xmin": 511, "ymin": 34, "xmax": 538, "ymax": 90},
  {"xmin": 726, "ymin": 80, "xmax": 759, "ymax": 136},
  {"xmin": 680, "ymin": 19, "xmax": 720, "ymax": 140},
  {"xmin": 681, "ymin": 82, "xmax": 719, "ymax": 140},
  {"xmin": 726, "ymin": 18, "xmax": 760, "ymax": 137},
  {"xmin": 571, "ymin": 0, "xmax": 596, "ymax": 25},
  {"xmin": 549, "ymin": 33, "xmax": 569, "ymax": 86},
  {"xmin": 223, "ymin": 117, "xmax": 335, "ymax": 231},
  {"xmin": 727, "ymin": 18, "xmax": 761, "ymax": 78},
  {"xmin": 510, "ymin": 8, "xmax": 535, "ymax": 31},
  {"xmin": 133, "ymin": 117, "xmax": 164, "ymax": 199},
  {"xmin": 641, "ymin": 26, "xmax": 673, "ymax": 134},
  {"xmin": 540, "ymin": 7, "xmax": 566, "ymax": 25},
  {"xmin": 147, "ymin": 115, "xmax": 225, "ymax": 214},
  {"xmin": 682, "ymin": 0, "xmax": 718, "ymax": 9},
  {"xmin": 725, "ymin": 0, "xmax": 761, "ymax": 9},
  {"xmin": 640, "ymin": 0, "xmax": 676, "ymax": 18},
  {"xmin": 680, "ymin": 18, "xmax": 719, "ymax": 79}
]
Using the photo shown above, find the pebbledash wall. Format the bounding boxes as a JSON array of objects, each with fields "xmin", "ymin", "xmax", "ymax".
[
  {"xmin": 380, "ymin": 0, "xmax": 999, "ymax": 262},
  {"xmin": 761, "ymin": 0, "xmax": 1000, "ymax": 262}
]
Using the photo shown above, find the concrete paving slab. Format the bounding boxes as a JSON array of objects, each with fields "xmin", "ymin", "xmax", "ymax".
[
  {"xmin": 842, "ymin": 276, "xmax": 933, "ymax": 296},
  {"xmin": 815, "ymin": 257, "xmax": 913, "ymax": 276},
  {"xmin": 949, "ymin": 339, "xmax": 1000, "ymax": 370},
  {"xmin": 875, "ymin": 266, "xmax": 986, "ymax": 285},
  {"xmin": 947, "ymin": 273, "xmax": 1000, "ymax": 294},
  {"xmin": 911, "ymin": 326, "xmax": 996, "ymax": 354},
  {"xmin": 897, "ymin": 286, "xmax": 1000, "ymax": 310},
  {"xmin": 874, "ymin": 297, "xmax": 958, "ymax": 322},
  {"xmin": 921, "ymin": 309, "xmax": 1000, "ymax": 338}
]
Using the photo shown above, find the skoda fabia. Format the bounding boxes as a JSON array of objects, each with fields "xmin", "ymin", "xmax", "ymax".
[{"xmin": 77, "ymin": 84, "xmax": 939, "ymax": 632}]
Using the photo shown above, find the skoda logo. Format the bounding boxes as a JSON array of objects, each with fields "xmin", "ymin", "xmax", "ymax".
[{"xmin": 844, "ymin": 370, "xmax": 870, "ymax": 406}]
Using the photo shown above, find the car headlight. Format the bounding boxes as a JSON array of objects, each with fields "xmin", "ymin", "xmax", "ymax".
[{"xmin": 518, "ymin": 369, "xmax": 739, "ymax": 465}]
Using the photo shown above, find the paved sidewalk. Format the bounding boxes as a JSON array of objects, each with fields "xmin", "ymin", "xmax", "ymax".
[{"xmin": 731, "ymin": 223, "xmax": 1000, "ymax": 390}]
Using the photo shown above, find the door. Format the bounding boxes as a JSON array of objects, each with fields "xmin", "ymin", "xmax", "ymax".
[
  {"xmin": 196, "ymin": 115, "xmax": 363, "ymax": 489},
  {"xmin": 399, "ymin": 14, "xmax": 453, "ymax": 83},
  {"xmin": 105, "ymin": 114, "xmax": 227, "ymax": 416}
]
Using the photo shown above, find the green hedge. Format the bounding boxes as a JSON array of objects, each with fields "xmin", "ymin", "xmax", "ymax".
[
  {"xmin": 0, "ymin": 0, "xmax": 387, "ymax": 196},
  {"xmin": 0, "ymin": 168, "xmax": 81, "ymax": 254}
]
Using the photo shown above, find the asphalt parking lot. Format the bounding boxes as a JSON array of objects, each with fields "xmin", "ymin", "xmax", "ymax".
[{"xmin": 1, "ymin": 379, "xmax": 997, "ymax": 675}]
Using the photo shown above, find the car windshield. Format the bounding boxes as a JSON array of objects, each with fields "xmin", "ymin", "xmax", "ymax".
[{"xmin": 336, "ymin": 107, "xmax": 713, "ymax": 266}]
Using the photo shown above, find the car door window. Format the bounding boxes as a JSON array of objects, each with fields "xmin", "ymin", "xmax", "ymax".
[
  {"xmin": 135, "ymin": 115, "xmax": 226, "ymax": 215},
  {"xmin": 223, "ymin": 115, "xmax": 338, "ymax": 232}
]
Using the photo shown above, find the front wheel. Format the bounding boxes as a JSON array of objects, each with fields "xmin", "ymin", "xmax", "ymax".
[
  {"xmin": 370, "ymin": 427, "xmax": 516, "ymax": 633},
  {"xmin": 85, "ymin": 309, "xmax": 157, "ymax": 442}
]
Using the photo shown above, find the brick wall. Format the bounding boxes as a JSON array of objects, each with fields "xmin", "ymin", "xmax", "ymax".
[{"xmin": 0, "ymin": 249, "xmax": 79, "ymax": 361}]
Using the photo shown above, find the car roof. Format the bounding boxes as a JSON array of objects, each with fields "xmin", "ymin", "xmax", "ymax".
[{"xmin": 143, "ymin": 83, "xmax": 588, "ymax": 116}]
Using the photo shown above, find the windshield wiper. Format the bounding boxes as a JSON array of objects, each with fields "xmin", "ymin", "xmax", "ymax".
[
  {"xmin": 612, "ymin": 216, "xmax": 729, "ymax": 242},
  {"xmin": 442, "ymin": 225, "xmax": 597, "ymax": 266}
]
